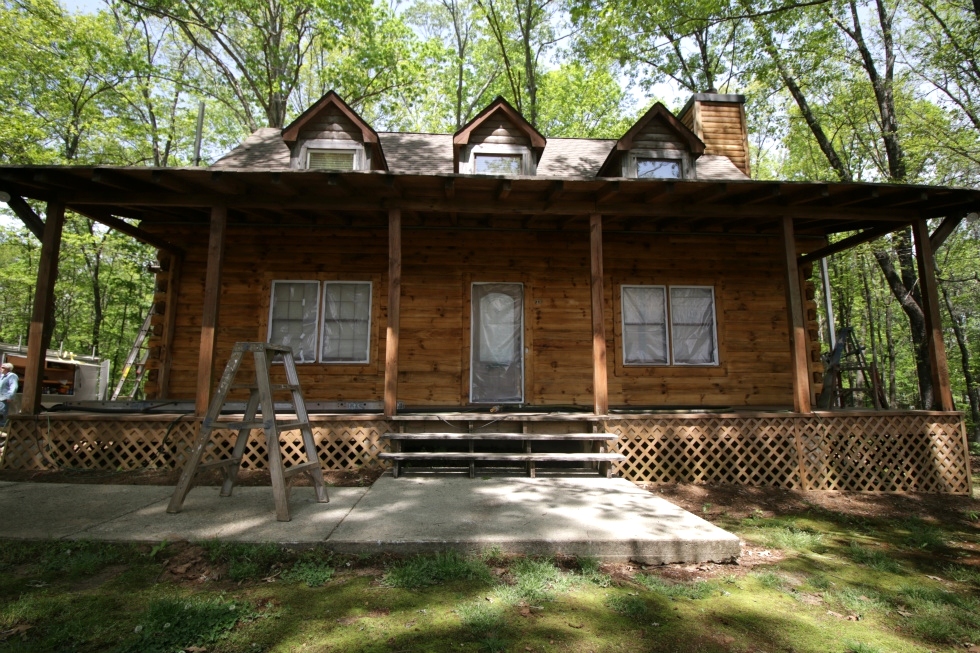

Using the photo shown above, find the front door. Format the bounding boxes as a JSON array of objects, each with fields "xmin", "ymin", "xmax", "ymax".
[{"xmin": 470, "ymin": 283, "xmax": 524, "ymax": 404}]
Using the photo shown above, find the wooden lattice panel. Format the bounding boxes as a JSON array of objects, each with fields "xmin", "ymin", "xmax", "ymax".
[
  {"xmin": 798, "ymin": 414, "xmax": 970, "ymax": 493},
  {"xmin": 608, "ymin": 416, "xmax": 803, "ymax": 488}
]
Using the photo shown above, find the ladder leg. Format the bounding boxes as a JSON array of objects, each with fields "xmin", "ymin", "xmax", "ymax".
[
  {"xmin": 167, "ymin": 346, "xmax": 245, "ymax": 514},
  {"xmin": 220, "ymin": 388, "xmax": 260, "ymax": 497},
  {"xmin": 255, "ymin": 348, "xmax": 291, "ymax": 521},
  {"xmin": 282, "ymin": 353, "xmax": 328, "ymax": 504}
]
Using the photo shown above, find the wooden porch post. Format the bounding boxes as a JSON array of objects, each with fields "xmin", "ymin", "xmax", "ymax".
[
  {"xmin": 913, "ymin": 218, "xmax": 954, "ymax": 411},
  {"xmin": 590, "ymin": 213, "xmax": 609, "ymax": 415},
  {"xmin": 158, "ymin": 251, "xmax": 183, "ymax": 400},
  {"xmin": 22, "ymin": 201, "xmax": 65, "ymax": 414},
  {"xmin": 780, "ymin": 216, "xmax": 812, "ymax": 413},
  {"xmin": 384, "ymin": 208, "xmax": 401, "ymax": 417},
  {"xmin": 195, "ymin": 205, "xmax": 227, "ymax": 416}
]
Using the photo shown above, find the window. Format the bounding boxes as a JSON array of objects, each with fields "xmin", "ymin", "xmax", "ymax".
[
  {"xmin": 267, "ymin": 280, "xmax": 373, "ymax": 364},
  {"xmin": 621, "ymin": 285, "xmax": 718, "ymax": 366},
  {"xmin": 622, "ymin": 286, "xmax": 668, "ymax": 365},
  {"xmin": 624, "ymin": 150, "xmax": 689, "ymax": 179},
  {"xmin": 462, "ymin": 143, "xmax": 534, "ymax": 175},
  {"xmin": 307, "ymin": 149, "xmax": 356, "ymax": 171},
  {"xmin": 321, "ymin": 282, "xmax": 372, "ymax": 363},
  {"xmin": 636, "ymin": 158, "xmax": 681, "ymax": 179},
  {"xmin": 474, "ymin": 153, "xmax": 523, "ymax": 175},
  {"xmin": 268, "ymin": 281, "xmax": 320, "ymax": 364}
]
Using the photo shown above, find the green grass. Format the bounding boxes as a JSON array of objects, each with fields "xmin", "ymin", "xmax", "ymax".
[{"xmin": 3, "ymin": 499, "xmax": 980, "ymax": 653}]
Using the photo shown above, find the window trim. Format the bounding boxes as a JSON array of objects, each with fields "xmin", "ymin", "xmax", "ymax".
[
  {"xmin": 619, "ymin": 284, "xmax": 719, "ymax": 367},
  {"xmin": 267, "ymin": 280, "xmax": 321, "ymax": 365},
  {"xmin": 460, "ymin": 143, "xmax": 535, "ymax": 175},
  {"xmin": 623, "ymin": 149, "xmax": 691, "ymax": 179},
  {"xmin": 319, "ymin": 280, "xmax": 373, "ymax": 365}
]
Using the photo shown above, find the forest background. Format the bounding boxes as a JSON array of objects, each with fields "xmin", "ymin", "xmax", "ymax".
[{"xmin": 0, "ymin": 0, "xmax": 978, "ymax": 436}]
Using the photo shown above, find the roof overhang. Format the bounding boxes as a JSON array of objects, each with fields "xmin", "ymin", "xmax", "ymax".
[{"xmin": 1, "ymin": 165, "xmax": 977, "ymax": 243}]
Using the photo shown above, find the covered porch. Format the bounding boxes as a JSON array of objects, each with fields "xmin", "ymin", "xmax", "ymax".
[{"xmin": 0, "ymin": 167, "xmax": 975, "ymax": 493}]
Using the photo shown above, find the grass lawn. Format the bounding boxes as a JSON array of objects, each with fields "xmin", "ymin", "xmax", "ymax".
[{"xmin": 3, "ymin": 481, "xmax": 980, "ymax": 652}]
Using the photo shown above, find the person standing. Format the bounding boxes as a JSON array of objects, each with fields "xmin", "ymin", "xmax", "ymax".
[{"xmin": 0, "ymin": 362, "xmax": 18, "ymax": 427}]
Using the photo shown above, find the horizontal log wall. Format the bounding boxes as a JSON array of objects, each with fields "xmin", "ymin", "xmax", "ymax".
[
  {"xmin": 140, "ymin": 222, "xmax": 820, "ymax": 408},
  {"xmin": 1, "ymin": 412, "xmax": 969, "ymax": 494}
]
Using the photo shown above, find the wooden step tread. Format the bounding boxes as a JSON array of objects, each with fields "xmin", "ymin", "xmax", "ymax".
[
  {"xmin": 382, "ymin": 432, "xmax": 618, "ymax": 441},
  {"xmin": 207, "ymin": 419, "xmax": 309, "ymax": 431},
  {"xmin": 378, "ymin": 452, "xmax": 625, "ymax": 462}
]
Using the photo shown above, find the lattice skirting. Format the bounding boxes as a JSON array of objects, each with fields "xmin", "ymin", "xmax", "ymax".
[
  {"xmin": 1, "ymin": 412, "xmax": 971, "ymax": 494},
  {"xmin": 607, "ymin": 412, "xmax": 971, "ymax": 494},
  {"xmin": 0, "ymin": 415, "xmax": 389, "ymax": 474}
]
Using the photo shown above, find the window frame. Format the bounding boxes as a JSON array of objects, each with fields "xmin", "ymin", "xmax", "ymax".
[
  {"xmin": 318, "ymin": 280, "xmax": 373, "ymax": 365},
  {"xmin": 267, "ymin": 280, "xmax": 321, "ymax": 365},
  {"xmin": 619, "ymin": 284, "xmax": 719, "ymax": 367},
  {"xmin": 460, "ymin": 143, "xmax": 535, "ymax": 175},
  {"xmin": 623, "ymin": 149, "xmax": 691, "ymax": 179}
]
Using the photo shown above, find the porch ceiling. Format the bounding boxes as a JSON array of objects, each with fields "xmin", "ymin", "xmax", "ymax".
[{"xmin": 2, "ymin": 165, "xmax": 978, "ymax": 238}]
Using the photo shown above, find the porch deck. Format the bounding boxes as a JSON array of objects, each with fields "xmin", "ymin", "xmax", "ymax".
[{"xmin": 0, "ymin": 407, "xmax": 970, "ymax": 494}]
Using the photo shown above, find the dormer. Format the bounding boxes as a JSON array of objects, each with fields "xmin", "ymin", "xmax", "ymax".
[
  {"xmin": 598, "ymin": 103, "xmax": 704, "ymax": 179},
  {"xmin": 281, "ymin": 91, "xmax": 388, "ymax": 172},
  {"xmin": 453, "ymin": 97, "xmax": 546, "ymax": 175}
]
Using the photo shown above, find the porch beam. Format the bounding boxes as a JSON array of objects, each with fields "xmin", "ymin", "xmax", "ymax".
[
  {"xmin": 384, "ymin": 208, "xmax": 402, "ymax": 417},
  {"xmin": 22, "ymin": 201, "xmax": 65, "ymax": 413},
  {"xmin": 195, "ymin": 205, "xmax": 227, "ymax": 416},
  {"xmin": 780, "ymin": 216, "xmax": 812, "ymax": 413},
  {"xmin": 797, "ymin": 224, "xmax": 898, "ymax": 267},
  {"xmin": 590, "ymin": 213, "xmax": 609, "ymax": 415},
  {"xmin": 68, "ymin": 206, "xmax": 183, "ymax": 255},
  {"xmin": 929, "ymin": 214, "xmax": 964, "ymax": 252},
  {"xmin": 4, "ymin": 195, "xmax": 45, "ymax": 240},
  {"xmin": 913, "ymin": 218, "xmax": 954, "ymax": 411}
]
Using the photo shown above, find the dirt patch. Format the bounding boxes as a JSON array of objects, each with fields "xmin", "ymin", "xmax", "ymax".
[
  {"xmin": 643, "ymin": 481, "xmax": 980, "ymax": 524},
  {"xmin": 0, "ymin": 466, "xmax": 386, "ymax": 488},
  {"xmin": 157, "ymin": 541, "xmax": 226, "ymax": 584}
]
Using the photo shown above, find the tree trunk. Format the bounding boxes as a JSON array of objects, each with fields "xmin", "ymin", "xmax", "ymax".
[{"xmin": 940, "ymin": 279, "xmax": 980, "ymax": 440}]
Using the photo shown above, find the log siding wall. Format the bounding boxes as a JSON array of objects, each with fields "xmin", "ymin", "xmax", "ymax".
[{"xmin": 143, "ymin": 222, "xmax": 820, "ymax": 409}]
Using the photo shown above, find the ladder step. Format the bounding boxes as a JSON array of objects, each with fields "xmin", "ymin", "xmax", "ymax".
[
  {"xmin": 209, "ymin": 420, "xmax": 269, "ymax": 430},
  {"xmin": 197, "ymin": 457, "xmax": 242, "ymax": 471},
  {"xmin": 276, "ymin": 420, "xmax": 310, "ymax": 431},
  {"xmin": 230, "ymin": 383, "xmax": 302, "ymax": 391},
  {"xmin": 283, "ymin": 461, "xmax": 322, "ymax": 478}
]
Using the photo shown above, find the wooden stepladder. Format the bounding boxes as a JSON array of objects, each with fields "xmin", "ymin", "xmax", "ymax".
[{"xmin": 167, "ymin": 342, "xmax": 328, "ymax": 521}]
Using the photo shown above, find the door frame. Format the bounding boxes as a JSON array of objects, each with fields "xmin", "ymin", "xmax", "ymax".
[{"xmin": 468, "ymin": 281, "xmax": 525, "ymax": 404}]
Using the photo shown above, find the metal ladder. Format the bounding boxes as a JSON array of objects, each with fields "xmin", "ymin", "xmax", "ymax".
[
  {"xmin": 167, "ymin": 342, "xmax": 328, "ymax": 521},
  {"xmin": 817, "ymin": 327, "xmax": 889, "ymax": 410},
  {"xmin": 111, "ymin": 312, "xmax": 153, "ymax": 400}
]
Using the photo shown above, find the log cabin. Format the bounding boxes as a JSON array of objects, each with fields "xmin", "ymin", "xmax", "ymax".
[{"xmin": 0, "ymin": 91, "xmax": 975, "ymax": 493}]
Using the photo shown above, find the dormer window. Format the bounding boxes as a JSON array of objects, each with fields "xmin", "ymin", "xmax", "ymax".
[
  {"xmin": 623, "ymin": 149, "xmax": 691, "ymax": 179},
  {"xmin": 474, "ymin": 152, "xmax": 523, "ymax": 175},
  {"xmin": 461, "ymin": 143, "xmax": 534, "ymax": 175},
  {"xmin": 307, "ymin": 148, "xmax": 356, "ymax": 171},
  {"xmin": 636, "ymin": 158, "xmax": 681, "ymax": 179}
]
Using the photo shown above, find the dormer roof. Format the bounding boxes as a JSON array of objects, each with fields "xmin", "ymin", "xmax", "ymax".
[
  {"xmin": 452, "ymin": 96, "xmax": 546, "ymax": 171},
  {"xmin": 281, "ymin": 91, "xmax": 388, "ymax": 171},
  {"xmin": 597, "ymin": 102, "xmax": 705, "ymax": 177}
]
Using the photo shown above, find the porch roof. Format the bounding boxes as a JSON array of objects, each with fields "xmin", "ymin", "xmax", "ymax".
[{"xmin": 1, "ymin": 165, "xmax": 978, "ymax": 241}]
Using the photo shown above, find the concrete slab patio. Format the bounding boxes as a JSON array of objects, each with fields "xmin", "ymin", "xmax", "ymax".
[{"xmin": 0, "ymin": 475, "xmax": 740, "ymax": 564}]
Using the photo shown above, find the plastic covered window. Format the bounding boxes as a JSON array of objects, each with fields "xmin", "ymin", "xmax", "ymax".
[
  {"xmin": 320, "ymin": 282, "xmax": 372, "ymax": 363},
  {"xmin": 268, "ymin": 281, "xmax": 319, "ymax": 364},
  {"xmin": 622, "ymin": 286, "xmax": 669, "ymax": 365},
  {"xmin": 669, "ymin": 286, "xmax": 718, "ymax": 365}
]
